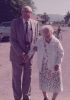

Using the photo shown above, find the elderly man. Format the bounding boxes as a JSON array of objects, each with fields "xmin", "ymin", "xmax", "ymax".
[
  {"xmin": 33, "ymin": 25, "xmax": 64, "ymax": 100},
  {"xmin": 10, "ymin": 6, "xmax": 38, "ymax": 100}
]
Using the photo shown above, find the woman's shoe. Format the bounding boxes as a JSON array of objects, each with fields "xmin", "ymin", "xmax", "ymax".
[{"xmin": 44, "ymin": 97, "xmax": 49, "ymax": 100}]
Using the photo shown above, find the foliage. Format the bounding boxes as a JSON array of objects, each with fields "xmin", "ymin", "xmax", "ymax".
[
  {"xmin": 64, "ymin": 11, "xmax": 70, "ymax": 24},
  {"xmin": 41, "ymin": 12, "xmax": 50, "ymax": 24},
  {"xmin": 0, "ymin": 0, "xmax": 35, "ymax": 23}
]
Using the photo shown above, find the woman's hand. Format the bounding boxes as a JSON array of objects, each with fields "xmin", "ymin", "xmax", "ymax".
[
  {"xmin": 33, "ymin": 46, "xmax": 37, "ymax": 51},
  {"xmin": 54, "ymin": 65, "xmax": 59, "ymax": 71}
]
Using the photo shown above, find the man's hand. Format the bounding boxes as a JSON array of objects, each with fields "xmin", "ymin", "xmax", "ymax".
[
  {"xmin": 20, "ymin": 52, "xmax": 33, "ymax": 63},
  {"xmin": 24, "ymin": 54, "xmax": 29, "ymax": 63},
  {"xmin": 24, "ymin": 54, "xmax": 31, "ymax": 63},
  {"xmin": 20, "ymin": 52, "xmax": 26, "ymax": 61},
  {"xmin": 54, "ymin": 65, "xmax": 59, "ymax": 71}
]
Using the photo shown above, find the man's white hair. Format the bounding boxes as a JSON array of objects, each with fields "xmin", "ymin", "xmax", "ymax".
[
  {"xmin": 22, "ymin": 5, "xmax": 32, "ymax": 12},
  {"xmin": 41, "ymin": 25, "xmax": 54, "ymax": 34}
]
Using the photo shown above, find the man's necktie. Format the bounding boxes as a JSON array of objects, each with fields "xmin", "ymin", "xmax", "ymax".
[
  {"xmin": 25, "ymin": 21, "xmax": 28, "ymax": 34},
  {"xmin": 25, "ymin": 21, "xmax": 30, "ymax": 53}
]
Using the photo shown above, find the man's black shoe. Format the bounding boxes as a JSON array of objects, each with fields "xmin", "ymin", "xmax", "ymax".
[{"xmin": 23, "ymin": 95, "xmax": 29, "ymax": 100}]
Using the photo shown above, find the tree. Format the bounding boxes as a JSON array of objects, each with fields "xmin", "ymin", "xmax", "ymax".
[
  {"xmin": 0, "ymin": 0, "xmax": 16, "ymax": 22},
  {"xmin": 64, "ymin": 11, "xmax": 70, "ymax": 24},
  {"xmin": 0, "ymin": 0, "xmax": 35, "ymax": 23},
  {"xmin": 10, "ymin": 0, "xmax": 35, "ymax": 15},
  {"xmin": 41, "ymin": 12, "xmax": 50, "ymax": 24}
]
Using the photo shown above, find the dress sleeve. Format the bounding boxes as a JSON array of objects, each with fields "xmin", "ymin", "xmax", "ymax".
[{"xmin": 55, "ymin": 40, "xmax": 64, "ymax": 66}]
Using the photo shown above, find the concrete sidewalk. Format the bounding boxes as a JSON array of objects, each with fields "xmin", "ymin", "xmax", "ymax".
[{"xmin": 0, "ymin": 27, "xmax": 70, "ymax": 100}]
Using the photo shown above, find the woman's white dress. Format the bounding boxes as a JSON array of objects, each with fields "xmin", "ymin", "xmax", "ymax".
[
  {"xmin": 30, "ymin": 35, "xmax": 64, "ymax": 92},
  {"xmin": 39, "ymin": 39, "xmax": 62, "ymax": 92}
]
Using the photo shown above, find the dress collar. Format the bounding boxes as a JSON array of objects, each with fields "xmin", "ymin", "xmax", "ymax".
[{"xmin": 43, "ymin": 35, "xmax": 55, "ymax": 44}]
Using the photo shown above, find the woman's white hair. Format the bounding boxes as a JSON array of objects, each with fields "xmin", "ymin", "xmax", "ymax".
[{"xmin": 41, "ymin": 25, "xmax": 54, "ymax": 34}]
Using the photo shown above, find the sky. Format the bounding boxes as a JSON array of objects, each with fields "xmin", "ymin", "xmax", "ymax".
[{"xmin": 33, "ymin": 0, "xmax": 70, "ymax": 15}]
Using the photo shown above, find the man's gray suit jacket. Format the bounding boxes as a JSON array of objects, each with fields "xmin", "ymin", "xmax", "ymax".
[{"xmin": 10, "ymin": 17, "xmax": 38, "ymax": 64}]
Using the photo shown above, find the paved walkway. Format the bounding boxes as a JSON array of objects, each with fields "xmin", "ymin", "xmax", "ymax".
[{"xmin": 0, "ymin": 26, "xmax": 70, "ymax": 100}]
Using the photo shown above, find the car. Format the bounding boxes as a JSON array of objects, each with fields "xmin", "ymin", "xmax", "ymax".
[
  {"xmin": 0, "ymin": 21, "xmax": 11, "ymax": 42},
  {"xmin": 0, "ymin": 21, "xmax": 11, "ymax": 27}
]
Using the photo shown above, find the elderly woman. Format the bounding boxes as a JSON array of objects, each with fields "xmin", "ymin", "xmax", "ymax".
[{"xmin": 29, "ymin": 25, "xmax": 64, "ymax": 100}]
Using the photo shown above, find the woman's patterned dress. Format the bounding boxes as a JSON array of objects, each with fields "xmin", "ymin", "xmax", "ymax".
[{"xmin": 39, "ymin": 41, "xmax": 63, "ymax": 92}]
